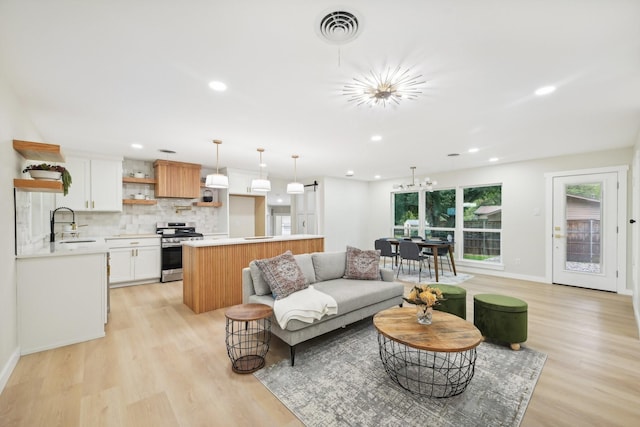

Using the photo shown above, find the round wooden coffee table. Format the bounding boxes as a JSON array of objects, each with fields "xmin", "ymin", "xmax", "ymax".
[
  {"xmin": 225, "ymin": 303, "xmax": 273, "ymax": 374},
  {"xmin": 373, "ymin": 307, "xmax": 482, "ymax": 397}
]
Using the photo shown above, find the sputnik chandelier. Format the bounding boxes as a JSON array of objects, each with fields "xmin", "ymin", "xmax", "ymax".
[
  {"xmin": 343, "ymin": 66, "xmax": 426, "ymax": 107},
  {"xmin": 393, "ymin": 166, "xmax": 437, "ymax": 192}
]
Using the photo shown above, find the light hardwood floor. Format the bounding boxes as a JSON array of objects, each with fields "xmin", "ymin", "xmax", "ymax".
[{"xmin": 1, "ymin": 274, "xmax": 639, "ymax": 426}]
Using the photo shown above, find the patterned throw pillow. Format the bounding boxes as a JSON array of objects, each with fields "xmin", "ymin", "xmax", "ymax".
[
  {"xmin": 343, "ymin": 246, "xmax": 381, "ymax": 280},
  {"xmin": 254, "ymin": 250, "xmax": 308, "ymax": 299}
]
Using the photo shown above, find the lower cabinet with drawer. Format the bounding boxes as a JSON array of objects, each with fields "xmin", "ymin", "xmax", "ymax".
[{"xmin": 106, "ymin": 236, "xmax": 161, "ymax": 286}]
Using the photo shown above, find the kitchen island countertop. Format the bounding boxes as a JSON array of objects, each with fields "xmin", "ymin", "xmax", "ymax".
[{"xmin": 182, "ymin": 234, "xmax": 323, "ymax": 248}]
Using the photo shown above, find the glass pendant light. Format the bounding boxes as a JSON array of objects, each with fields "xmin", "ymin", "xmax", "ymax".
[
  {"xmin": 205, "ymin": 139, "xmax": 229, "ymax": 188},
  {"xmin": 287, "ymin": 154, "xmax": 304, "ymax": 194},
  {"xmin": 250, "ymin": 148, "xmax": 271, "ymax": 192}
]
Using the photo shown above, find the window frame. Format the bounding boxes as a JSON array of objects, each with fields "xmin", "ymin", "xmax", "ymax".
[{"xmin": 391, "ymin": 182, "xmax": 504, "ymax": 268}]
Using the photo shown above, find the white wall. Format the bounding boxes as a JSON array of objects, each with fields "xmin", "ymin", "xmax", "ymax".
[
  {"xmin": 320, "ymin": 177, "xmax": 371, "ymax": 252},
  {"xmin": 229, "ymin": 195, "xmax": 256, "ymax": 238},
  {"xmin": 366, "ymin": 147, "xmax": 633, "ymax": 285},
  {"xmin": 0, "ymin": 71, "xmax": 43, "ymax": 392}
]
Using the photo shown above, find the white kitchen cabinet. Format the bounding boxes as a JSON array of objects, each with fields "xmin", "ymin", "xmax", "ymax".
[
  {"xmin": 106, "ymin": 237, "xmax": 161, "ymax": 286},
  {"xmin": 223, "ymin": 167, "xmax": 266, "ymax": 195},
  {"xmin": 17, "ymin": 252, "xmax": 107, "ymax": 355},
  {"xmin": 56, "ymin": 156, "xmax": 123, "ymax": 211}
]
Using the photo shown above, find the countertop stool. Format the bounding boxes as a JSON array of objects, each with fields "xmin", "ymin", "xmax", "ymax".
[
  {"xmin": 473, "ymin": 294, "xmax": 528, "ymax": 351},
  {"xmin": 224, "ymin": 303, "xmax": 273, "ymax": 374},
  {"xmin": 433, "ymin": 284, "xmax": 467, "ymax": 319}
]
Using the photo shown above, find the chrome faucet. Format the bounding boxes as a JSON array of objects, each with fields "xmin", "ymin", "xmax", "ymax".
[{"xmin": 50, "ymin": 206, "xmax": 75, "ymax": 242}]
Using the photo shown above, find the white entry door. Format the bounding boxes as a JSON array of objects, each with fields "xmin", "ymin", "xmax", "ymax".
[{"xmin": 552, "ymin": 172, "xmax": 618, "ymax": 291}]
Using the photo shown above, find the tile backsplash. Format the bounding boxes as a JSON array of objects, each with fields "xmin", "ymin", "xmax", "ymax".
[{"xmin": 15, "ymin": 158, "xmax": 225, "ymax": 254}]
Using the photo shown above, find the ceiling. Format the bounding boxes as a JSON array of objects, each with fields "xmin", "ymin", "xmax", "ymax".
[{"xmin": 1, "ymin": 1, "xmax": 639, "ymax": 183}]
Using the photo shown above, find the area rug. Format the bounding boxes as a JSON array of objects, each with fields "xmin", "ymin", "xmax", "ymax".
[
  {"xmin": 255, "ymin": 320, "xmax": 546, "ymax": 427},
  {"xmin": 395, "ymin": 268, "xmax": 473, "ymax": 285}
]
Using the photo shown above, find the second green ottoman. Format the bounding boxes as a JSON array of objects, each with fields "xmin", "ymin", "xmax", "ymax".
[
  {"xmin": 433, "ymin": 284, "xmax": 467, "ymax": 319},
  {"xmin": 473, "ymin": 294, "xmax": 528, "ymax": 350}
]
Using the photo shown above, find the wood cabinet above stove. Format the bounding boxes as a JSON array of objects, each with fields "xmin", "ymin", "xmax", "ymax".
[{"xmin": 153, "ymin": 160, "xmax": 201, "ymax": 198}]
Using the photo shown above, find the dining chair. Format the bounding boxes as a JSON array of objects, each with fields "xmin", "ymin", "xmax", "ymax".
[
  {"xmin": 396, "ymin": 240, "xmax": 431, "ymax": 281},
  {"xmin": 374, "ymin": 239, "xmax": 397, "ymax": 269}
]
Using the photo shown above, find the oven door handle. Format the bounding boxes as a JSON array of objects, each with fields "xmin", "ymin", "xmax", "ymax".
[{"xmin": 161, "ymin": 242, "xmax": 183, "ymax": 248}]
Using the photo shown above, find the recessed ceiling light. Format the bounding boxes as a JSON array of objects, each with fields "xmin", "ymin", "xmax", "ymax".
[
  {"xmin": 489, "ymin": 157, "xmax": 499, "ymax": 162},
  {"xmin": 277, "ymin": 198, "xmax": 283, "ymax": 203},
  {"xmin": 208, "ymin": 81, "xmax": 227, "ymax": 92},
  {"xmin": 346, "ymin": 170, "xmax": 354, "ymax": 176},
  {"xmin": 371, "ymin": 135, "xmax": 382, "ymax": 142},
  {"xmin": 468, "ymin": 147, "xmax": 479, "ymax": 153},
  {"xmin": 374, "ymin": 174, "xmax": 381, "ymax": 179},
  {"xmin": 534, "ymin": 85, "xmax": 556, "ymax": 96},
  {"xmin": 131, "ymin": 143, "xmax": 143, "ymax": 149}
]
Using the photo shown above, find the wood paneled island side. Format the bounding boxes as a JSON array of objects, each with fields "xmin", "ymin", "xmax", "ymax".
[{"xmin": 182, "ymin": 235, "xmax": 324, "ymax": 314}]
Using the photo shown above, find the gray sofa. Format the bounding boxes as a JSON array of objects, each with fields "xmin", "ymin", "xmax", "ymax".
[{"xmin": 242, "ymin": 250, "xmax": 404, "ymax": 365}]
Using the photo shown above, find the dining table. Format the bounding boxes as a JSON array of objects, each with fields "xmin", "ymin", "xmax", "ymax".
[{"xmin": 388, "ymin": 238, "xmax": 457, "ymax": 283}]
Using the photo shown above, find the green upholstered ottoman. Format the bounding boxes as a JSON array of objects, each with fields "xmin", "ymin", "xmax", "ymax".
[
  {"xmin": 473, "ymin": 294, "xmax": 528, "ymax": 350},
  {"xmin": 433, "ymin": 284, "xmax": 467, "ymax": 319}
]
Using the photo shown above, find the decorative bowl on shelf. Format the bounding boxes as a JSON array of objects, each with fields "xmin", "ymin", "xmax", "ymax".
[
  {"xmin": 28, "ymin": 170, "xmax": 62, "ymax": 180},
  {"xmin": 133, "ymin": 172, "xmax": 145, "ymax": 178}
]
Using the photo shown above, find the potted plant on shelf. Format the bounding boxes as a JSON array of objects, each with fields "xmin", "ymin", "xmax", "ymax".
[{"xmin": 22, "ymin": 163, "xmax": 72, "ymax": 195}]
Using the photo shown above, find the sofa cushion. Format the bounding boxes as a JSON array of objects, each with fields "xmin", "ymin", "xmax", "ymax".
[
  {"xmin": 249, "ymin": 261, "xmax": 272, "ymax": 296},
  {"xmin": 343, "ymin": 246, "xmax": 380, "ymax": 280},
  {"xmin": 294, "ymin": 253, "xmax": 316, "ymax": 285},
  {"xmin": 254, "ymin": 251, "xmax": 308, "ymax": 299},
  {"xmin": 312, "ymin": 251, "xmax": 347, "ymax": 281},
  {"xmin": 314, "ymin": 279, "xmax": 405, "ymax": 316}
]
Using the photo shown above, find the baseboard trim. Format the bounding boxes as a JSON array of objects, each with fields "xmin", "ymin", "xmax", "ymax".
[{"xmin": 0, "ymin": 346, "xmax": 20, "ymax": 393}]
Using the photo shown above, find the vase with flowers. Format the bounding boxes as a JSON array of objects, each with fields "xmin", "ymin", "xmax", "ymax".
[{"xmin": 403, "ymin": 285, "xmax": 444, "ymax": 325}]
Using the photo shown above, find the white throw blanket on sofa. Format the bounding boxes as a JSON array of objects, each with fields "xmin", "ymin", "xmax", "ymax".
[{"xmin": 273, "ymin": 285, "xmax": 338, "ymax": 330}]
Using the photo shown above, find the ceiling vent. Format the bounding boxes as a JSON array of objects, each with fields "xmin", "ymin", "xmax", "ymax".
[{"xmin": 317, "ymin": 10, "xmax": 362, "ymax": 45}]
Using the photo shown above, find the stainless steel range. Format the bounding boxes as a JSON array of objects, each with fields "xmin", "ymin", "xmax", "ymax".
[{"xmin": 156, "ymin": 222, "xmax": 204, "ymax": 283}]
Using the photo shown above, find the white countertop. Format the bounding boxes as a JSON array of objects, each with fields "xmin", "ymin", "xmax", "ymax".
[
  {"xmin": 182, "ymin": 234, "xmax": 324, "ymax": 247},
  {"xmin": 17, "ymin": 238, "xmax": 109, "ymax": 259},
  {"xmin": 105, "ymin": 234, "xmax": 160, "ymax": 240}
]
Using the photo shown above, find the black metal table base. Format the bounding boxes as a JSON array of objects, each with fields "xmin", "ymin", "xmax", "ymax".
[
  {"xmin": 377, "ymin": 333, "xmax": 477, "ymax": 397},
  {"xmin": 225, "ymin": 317, "xmax": 271, "ymax": 374}
]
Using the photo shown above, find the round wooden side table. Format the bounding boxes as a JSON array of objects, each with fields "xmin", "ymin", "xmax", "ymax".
[{"xmin": 224, "ymin": 303, "xmax": 273, "ymax": 374}]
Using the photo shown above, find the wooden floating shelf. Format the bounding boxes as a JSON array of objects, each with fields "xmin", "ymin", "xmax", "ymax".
[
  {"xmin": 122, "ymin": 177, "xmax": 156, "ymax": 184},
  {"xmin": 14, "ymin": 179, "xmax": 63, "ymax": 193},
  {"xmin": 13, "ymin": 139, "xmax": 65, "ymax": 162},
  {"xmin": 192, "ymin": 201, "xmax": 223, "ymax": 207},
  {"xmin": 122, "ymin": 199, "xmax": 157, "ymax": 205}
]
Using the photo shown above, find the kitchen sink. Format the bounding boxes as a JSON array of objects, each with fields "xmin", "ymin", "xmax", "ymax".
[{"xmin": 60, "ymin": 239, "xmax": 97, "ymax": 244}]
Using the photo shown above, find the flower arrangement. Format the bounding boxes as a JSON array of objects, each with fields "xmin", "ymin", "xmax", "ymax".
[
  {"xmin": 403, "ymin": 285, "xmax": 444, "ymax": 307},
  {"xmin": 404, "ymin": 285, "xmax": 444, "ymax": 324},
  {"xmin": 23, "ymin": 163, "xmax": 72, "ymax": 196}
]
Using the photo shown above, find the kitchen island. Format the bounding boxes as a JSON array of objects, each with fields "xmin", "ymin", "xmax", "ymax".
[{"xmin": 182, "ymin": 235, "xmax": 324, "ymax": 314}]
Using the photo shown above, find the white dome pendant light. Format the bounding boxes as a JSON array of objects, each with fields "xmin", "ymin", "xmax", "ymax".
[
  {"xmin": 287, "ymin": 154, "xmax": 304, "ymax": 194},
  {"xmin": 250, "ymin": 148, "xmax": 271, "ymax": 192},
  {"xmin": 205, "ymin": 139, "xmax": 229, "ymax": 188}
]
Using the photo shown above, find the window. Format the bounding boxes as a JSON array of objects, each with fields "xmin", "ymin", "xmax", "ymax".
[
  {"xmin": 462, "ymin": 185, "xmax": 502, "ymax": 263},
  {"xmin": 424, "ymin": 189, "xmax": 456, "ymax": 242},
  {"xmin": 393, "ymin": 192, "xmax": 419, "ymax": 238}
]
